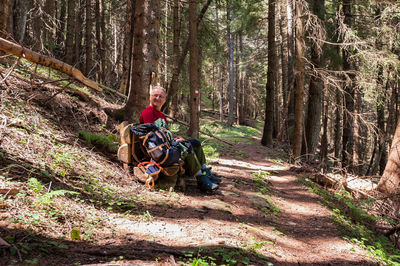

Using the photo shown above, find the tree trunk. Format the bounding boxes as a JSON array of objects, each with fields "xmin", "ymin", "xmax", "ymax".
[
  {"xmin": 374, "ymin": 7, "xmax": 388, "ymax": 176},
  {"xmin": 117, "ymin": 0, "xmax": 161, "ymax": 122},
  {"xmin": 99, "ymin": 0, "xmax": 107, "ymax": 83},
  {"xmin": 238, "ymin": 32, "xmax": 246, "ymax": 125},
  {"xmin": 320, "ymin": 91, "xmax": 328, "ymax": 169},
  {"xmin": 119, "ymin": 0, "xmax": 135, "ymax": 95},
  {"xmin": 216, "ymin": 4, "xmax": 223, "ymax": 123},
  {"xmin": 352, "ymin": 87, "xmax": 361, "ymax": 173},
  {"xmin": 168, "ymin": 0, "xmax": 180, "ymax": 117},
  {"xmin": 187, "ymin": 0, "xmax": 200, "ymax": 138},
  {"xmin": 44, "ymin": 0, "xmax": 56, "ymax": 44},
  {"xmin": 0, "ymin": 0, "xmax": 13, "ymax": 38},
  {"xmin": 377, "ymin": 116, "xmax": 400, "ymax": 195},
  {"xmin": 286, "ymin": 0, "xmax": 296, "ymax": 136},
  {"xmin": 305, "ymin": 0, "xmax": 325, "ymax": 160},
  {"xmin": 261, "ymin": 0, "xmax": 276, "ymax": 146},
  {"xmin": 56, "ymin": 0, "xmax": 66, "ymax": 46},
  {"xmin": 95, "ymin": 0, "xmax": 106, "ymax": 82},
  {"xmin": 162, "ymin": 1, "xmax": 169, "ymax": 86},
  {"xmin": 334, "ymin": 88, "xmax": 343, "ymax": 165},
  {"xmin": 163, "ymin": 0, "xmax": 212, "ymax": 111},
  {"xmin": 341, "ymin": 0, "xmax": 354, "ymax": 170},
  {"xmin": 227, "ymin": 3, "xmax": 235, "ymax": 126},
  {"xmin": 31, "ymin": 1, "xmax": 45, "ymax": 51},
  {"xmin": 12, "ymin": 0, "xmax": 30, "ymax": 42},
  {"xmin": 74, "ymin": 0, "xmax": 84, "ymax": 69},
  {"xmin": 279, "ymin": 0, "xmax": 289, "ymax": 110},
  {"xmin": 65, "ymin": 0, "xmax": 76, "ymax": 64},
  {"xmin": 292, "ymin": 0, "xmax": 305, "ymax": 159},
  {"xmin": 85, "ymin": 0, "xmax": 94, "ymax": 77}
]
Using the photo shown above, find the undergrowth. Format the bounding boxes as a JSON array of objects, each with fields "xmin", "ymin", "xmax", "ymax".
[
  {"xmin": 77, "ymin": 130, "xmax": 118, "ymax": 153},
  {"xmin": 177, "ymin": 247, "xmax": 274, "ymax": 266},
  {"xmin": 299, "ymin": 177, "xmax": 400, "ymax": 265}
]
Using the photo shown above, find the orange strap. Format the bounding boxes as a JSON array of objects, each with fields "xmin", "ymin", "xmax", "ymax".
[
  {"xmin": 145, "ymin": 177, "xmax": 155, "ymax": 189},
  {"xmin": 138, "ymin": 161, "xmax": 162, "ymax": 189},
  {"xmin": 138, "ymin": 161, "xmax": 163, "ymax": 171}
]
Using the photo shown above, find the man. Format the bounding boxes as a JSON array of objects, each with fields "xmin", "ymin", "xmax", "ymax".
[{"xmin": 139, "ymin": 86, "xmax": 220, "ymax": 192}]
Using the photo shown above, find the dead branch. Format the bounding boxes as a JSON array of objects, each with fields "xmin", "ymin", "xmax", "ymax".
[
  {"xmin": 0, "ymin": 57, "xmax": 20, "ymax": 84},
  {"xmin": 43, "ymin": 79, "xmax": 74, "ymax": 103},
  {"xmin": 0, "ymin": 37, "xmax": 101, "ymax": 92},
  {"xmin": 0, "ymin": 71, "xmax": 10, "ymax": 87}
]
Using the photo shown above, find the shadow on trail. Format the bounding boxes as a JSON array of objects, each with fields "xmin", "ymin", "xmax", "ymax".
[
  {"xmin": 1, "ymin": 148, "xmax": 345, "ymax": 245},
  {"xmin": 0, "ymin": 226, "xmax": 376, "ymax": 266}
]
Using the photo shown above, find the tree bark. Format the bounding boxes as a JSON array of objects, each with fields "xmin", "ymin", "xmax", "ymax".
[
  {"xmin": 261, "ymin": 0, "xmax": 276, "ymax": 146},
  {"xmin": 216, "ymin": 3, "xmax": 223, "ymax": 123},
  {"xmin": 0, "ymin": 0, "xmax": 13, "ymax": 38},
  {"xmin": 377, "ymin": 116, "xmax": 400, "ymax": 195},
  {"xmin": 227, "ymin": 3, "xmax": 235, "ymax": 126},
  {"xmin": 0, "ymin": 37, "xmax": 100, "ymax": 91},
  {"xmin": 65, "ymin": 0, "xmax": 76, "ymax": 64},
  {"xmin": 292, "ymin": 0, "xmax": 306, "ymax": 159},
  {"xmin": 99, "ymin": 0, "xmax": 107, "ymax": 83},
  {"xmin": 305, "ymin": 0, "xmax": 325, "ymax": 160},
  {"xmin": 341, "ymin": 0, "xmax": 354, "ymax": 170},
  {"xmin": 163, "ymin": 0, "xmax": 212, "ymax": 111},
  {"xmin": 116, "ymin": 0, "xmax": 161, "ymax": 122},
  {"xmin": 320, "ymin": 91, "xmax": 328, "ymax": 168},
  {"xmin": 168, "ymin": 0, "xmax": 180, "ymax": 117},
  {"xmin": 187, "ymin": 0, "xmax": 200, "ymax": 138},
  {"xmin": 56, "ymin": 0, "xmax": 66, "ymax": 46},
  {"xmin": 238, "ymin": 32, "xmax": 246, "ymax": 125},
  {"xmin": 12, "ymin": 0, "xmax": 30, "ymax": 42},
  {"xmin": 44, "ymin": 0, "xmax": 56, "ymax": 44},
  {"xmin": 85, "ymin": 0, "xmax": 94, "ymax": 77},
  {"xmin": 352, "ymin": 87, "xmax": 361, "ymax": 173},
  {"xmin": 74, "ymin": 0, "xmax": 84, "ymax": 70},
  {"xmin": 286, "ymin": 0, "xmax": 296, "ymax": 135},
  {"xmin": 119, "ymin": 0, "xmax": 135, "ymax": 95},
  {"xmin": 279, "ymin": 0, "xmax": 289, "ymax": 111}
]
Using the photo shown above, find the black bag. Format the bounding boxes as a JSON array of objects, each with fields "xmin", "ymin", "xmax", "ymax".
[{"xmin": 131, "ymin": 124, "xmax": 180, "ymax": 167}]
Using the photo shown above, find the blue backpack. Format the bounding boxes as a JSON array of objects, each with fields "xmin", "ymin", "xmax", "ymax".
[
  {"xmin": 130, "ymin": 124, "xmax": 181, "ymax": 188},
  {"xmin": 131, "ymin": 123, "xmax": 180, "ymax": 167}
]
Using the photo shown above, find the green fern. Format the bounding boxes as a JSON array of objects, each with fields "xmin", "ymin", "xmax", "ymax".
[
  {"xmin": 36, "ymin": 190, "xmax": 79, "ymax": 205},
  {"xmin": 28, "ymin": 178, "xmax": 45, "ymax": 193}
]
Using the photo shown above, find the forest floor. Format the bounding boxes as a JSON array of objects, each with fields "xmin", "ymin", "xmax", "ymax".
[{"xmin": 0, "ymin": 59, "xmax": 389, "ymax": 265}]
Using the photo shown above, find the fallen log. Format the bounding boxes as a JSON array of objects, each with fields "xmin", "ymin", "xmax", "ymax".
[
  {"xmin": 0, "ymin": 188, "xmax": 19, "ymax": 196},
  {"xmin": 0, "ymin": 37, "xmax": 101, "ymax": 92}
]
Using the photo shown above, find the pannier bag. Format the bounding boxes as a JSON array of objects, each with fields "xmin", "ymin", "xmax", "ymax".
[
  {"xmin": 130, "ymin": 124, "xmax": 181, "ymax": 188},
  {"xmin": 130, "ymin": 124, "xmax": 180, "ymax": 167}
]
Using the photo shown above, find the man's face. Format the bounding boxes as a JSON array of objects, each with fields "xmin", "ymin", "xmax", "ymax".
[{"xmin": 150, "ymin": 88, "xmax": 166, "ymax": 110}]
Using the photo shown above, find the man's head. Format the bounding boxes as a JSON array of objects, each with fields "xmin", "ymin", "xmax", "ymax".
[{"xmin": 149, "ymin": 85, "xmax": 167, "ymax": 111}]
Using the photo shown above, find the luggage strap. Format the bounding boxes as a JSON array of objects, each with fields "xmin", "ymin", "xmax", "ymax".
[{"xmin": 137, "ymin": 161, "xmax": 163, "ymax": 189}]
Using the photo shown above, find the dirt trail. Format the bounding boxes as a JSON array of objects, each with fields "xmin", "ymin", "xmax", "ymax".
[{"xmin": 96, "ymin": 140, "xmax": 375, "ymax": 265}]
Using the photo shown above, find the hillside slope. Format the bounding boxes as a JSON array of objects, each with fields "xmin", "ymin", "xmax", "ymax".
[{"xmin": 0, "ymin": 61, "xmax": 383, "ymax": 265}]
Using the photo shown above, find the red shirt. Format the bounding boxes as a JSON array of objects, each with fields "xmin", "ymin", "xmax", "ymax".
[{"xmin": 139, "ymin": 105, "xmax": 168, "ymax": 125}]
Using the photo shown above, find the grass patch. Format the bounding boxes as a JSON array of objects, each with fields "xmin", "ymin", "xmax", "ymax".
[
  {"xmin": 177, "ymin": 247, "xmax": 274, "ymax": 266},
  {"xmin": 298, "ymin": 177, "xmax": 400, "ymax": 265},
  {"xmin": 252, "ymin": 171, "xmax": 272, "ymax": 194},
  {"xmin": 77, "ymin": 130, "xmax": 118, "ymax": 153}
]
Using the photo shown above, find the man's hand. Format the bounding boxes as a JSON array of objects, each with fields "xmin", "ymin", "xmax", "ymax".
[{"xmin": 174, "ymin": 136, "xmax": 185, "ymax": 142}]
